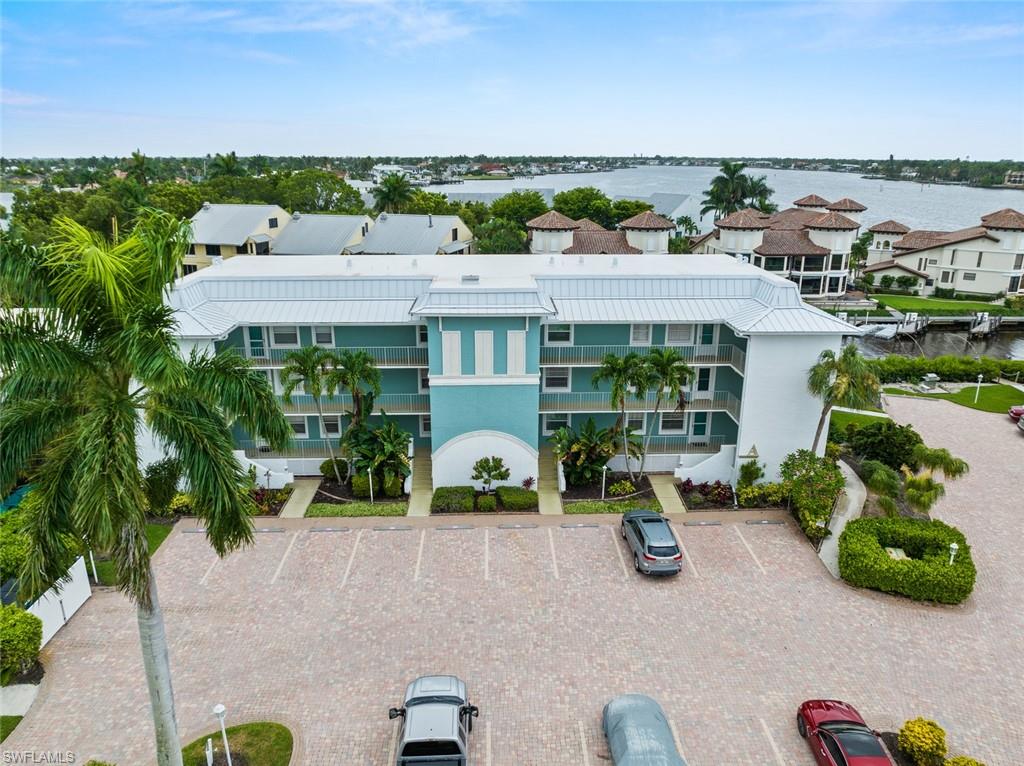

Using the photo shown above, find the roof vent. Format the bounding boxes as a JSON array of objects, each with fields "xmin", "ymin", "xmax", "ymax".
[
  {"xmin": 461, "ymin": 274, "xmax": 480, "ymax": 284},
  {"xmin": 202, "ymin": 201, "xmax": 211, "ymax": 210},
  {"xmin": 292, "ymin": 211, "xmax": 301, "ymax": 220},
  {"xmin": 380, "ymin": 213, "xmax": 388, "ymax": 221},
  {"xmin": 612, "ymin": 257, "xmax": 619, "ymax": 267},
  {"xmin": 578, "ymin": 256, "xmax": 584, "ymax": 264},
  {"xmin": 411, "ymin": 258, "xmax": 418, "ymax": 268},
  {"xmin": 346, "ymin": 259, "xmax": 353, "ymax": 269},
  {"xmin": 548, "ymin": 257, "xmax": 555, "ymax": 266}
]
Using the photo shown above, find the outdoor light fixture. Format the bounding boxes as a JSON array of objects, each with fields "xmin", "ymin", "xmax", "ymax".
[
  {"xmin": 974, "ymin": 373, "xmax": 983, "ymax": 403},
  {"xmin": 949, "ymin": 542, "xmax": 959, "ymax": 566},
  {"xmin": 212, "ymin": 704, "xmax": 233, "ymax": 766}
]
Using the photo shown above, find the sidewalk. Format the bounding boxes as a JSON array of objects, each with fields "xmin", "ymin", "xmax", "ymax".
[
  {"xmin": 649, "ymin": 474, "xmax": 686, "ymax": 513},
  {"xmin": 408, "ymin": 447, "xmax": 433, "ymax": 517},
  {"xmin": 537, "ymin": 446, "xmax": 563, "ymax": 515},
  {"xmin": 817, "ymin": 460, "xmax": 866, "ymax": 578},
  {"xmin": 278, "ymin": 478, "xmax": 321, "ymax": 519}
]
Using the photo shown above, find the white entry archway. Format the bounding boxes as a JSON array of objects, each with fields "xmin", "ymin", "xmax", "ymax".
[{"xmin": 431, "ymin": 430, "xmax": 538, "ymax": 489}]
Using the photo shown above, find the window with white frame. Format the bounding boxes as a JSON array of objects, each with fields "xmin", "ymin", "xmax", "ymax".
[
  {"xmin": 543, "ymin": 413, "xmax": 569, "ymax": 434},
  {"xmin": 1014, "ymin": 253, "xmax": 1023, "ymax": 270},
  {"xmin": 313, "ymin": 325, "xmax": 333, "ymax": 346},
  {"xmin": 963, "ymin": 272, "xmax": 977, "ymax": 281},
  {"xmin": 660, "ymin": 412, "xmax": 687, "ymax": 433},
  {"xmin": 695, "ymin": 368, "xmax": 712, "ymax": 392},
  {"xmin": 691, "ymin": 412, "xmax": 709, "ymax": 437},
  {"xmin": 287, "ymin": 416, "xmax": 307, "ymax": 438},
  {"xmin": 419, "ymin": 414, "xmax": 432, "ymax": 436},
  {"xmin": 543, "ymin": 366, "xmax": 570, "ymax": 390},
  {"xmin": 545, "ymin": 323, "xmax": 572, "ymax": 345},
  {"xmin": 665, "ymin": 324, "xmax": 694, "ymax": 345},
  {"xmin": 626, "ymin": 412, "xmax": 645, "ymax": 434},
  {"xmin": 271, "ymin": 326, "xmax": 299, "ymax": 346},
  {"xmin": 630, "ymin": 324, "xmax": 652, "ymax": 345},
  {"xmin": 417, "ymin": 324, "xmax": 429, "ymax": 346},
  {"xmin": 418, "ymin": 368, "xmax": 430, "ymax": 393},
  {"xmin": 321, "ymin": 415, "xmax": 341, "ymax": 436}
]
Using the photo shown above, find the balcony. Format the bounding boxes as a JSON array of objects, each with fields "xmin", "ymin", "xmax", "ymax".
[
  {"xmin": 539, "ymin": 390, "xmax": 741, "ymax": 421},
  {"xmin": 280, "ymin": 393, "xmax": 430, "ymax": 415},
  {"xmin": 246, "ymin": 346, "xmax": 428, "ymax": 367},
  {"xmin": 643, "ymin": 435, "xmax": 728, "ymax": 454},
  {"xmin": 539, "ymin": 344, "xmax": 745, "ymax": 373},
  {"xmin": 238, "ymin": 438, "xmax": 337, "ymax": 459}
]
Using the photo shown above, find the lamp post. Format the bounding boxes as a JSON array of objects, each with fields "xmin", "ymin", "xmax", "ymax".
[
  {"xmin": 213, "ymin": 704, "xmax": 233, "ymax": 766},
  {"xmin": 368, "ymin": 468, "xmax": 374, "ymax": 504},
  {"xmin": 601, "ymin": 465, "xmax": 609, "ymax": 500},
  {"xmin": 949, "ymin": 542, "xmax": 959, "ymax": 566},
  {"xmin": 974, "ymin": 373, "xmax": 983, "ymax": 403}
]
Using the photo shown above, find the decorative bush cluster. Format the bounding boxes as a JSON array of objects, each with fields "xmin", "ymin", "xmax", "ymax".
[
  {"xmin": 607, "ymin": 479, "xmax": 635, "ymax": 497},
  {"xmin": 736, "ymin": 459, "xmax": 765, "ymax": 489},
  {"xmin": 838, "ymin": 517, "xmax": 975, "ymax": 604},
  {"xmin": 780, "ymin": 450, "xmax": 845, "ymax": 542},
  {"xmin": 169, "ymin": 492, "xmax": 194, "ymax": 515},
  {"xmin": 495, "ymin": 486, "xmax": 538, "ymax": 511},
  {"xmin": 472, "ymin": 456, "xmax": 510, "ymax": 493},
  {"xmin": 0, "ymin": 511, "xmax": 31, "ymax": 581},
  {"xmin": 0, "ymin": 603, "xmax": 43, "ymax": 684},
  {"xmin": 351, "ymin": 474, "xmax": 399, "ymax": 498},
  {"xmin": 867, "ymin": 354, "xmax": 1024, "ymax": 384},
  {"xmin": 737, "ymin": 482, "xmax": 787, "ymax": 508},
  {"xmin": 430, "ymin": 486, "xmax": 475, "ymax": 513},
  {"xmin": 679, "ymin": 479, "xmax": 733, "ymax": 506},
  {"xmin": 319, "ymin": 458, "xmax": 348, "ymax": 481},
  {"xmin": 898, "ymin": 718, "xmax": 947, "ymax": 766},
  {"xmin": 477, "ymin": 495, "xmax": 497, "ymax": 512},
  {"xmin": 943, "ymin": 758, "xmax": 986, "ymax": 766},
  {"xmin": 847, "ymin": 420, "xmax": 924, "ymax": 470}
]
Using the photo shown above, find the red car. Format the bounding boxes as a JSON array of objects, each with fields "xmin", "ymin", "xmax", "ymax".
[
  {"xmin": 797, "ymin": 700, "xmax": 894, "ymax": 766},
  {"xmin": 1009, "ymin": 404, "xmax": 1024, "ymax": 422}
]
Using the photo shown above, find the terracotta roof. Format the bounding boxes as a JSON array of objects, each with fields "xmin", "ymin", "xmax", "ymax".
[
  {"xmin": 766, "ymin": 208, "xmax": 823, "ymax": 231},
  {"xmin": 868, "ymin": 220, "xmax": 910, "ymax": 235},
  {"xmin": 618, "ymin": 210, "xmax": 675, "ymax": 230},
  {"xmin": 690, "ymin": 231, "xmax": 717, "ymax": 249},
  {"xmin": 753, "ymin": 230, "xmax": 830, "ymax": 257},
  {"xmin": 574, "ymin": 218, "xmax": 607, "ymax": 231},
  {"xmin": 893, "ymin": 226, "xmax": 996, "ymax": 255},
  {"xmin": 981, "ymin": 208, "xmax": 1024, "ymax": 231},
  {"xmin": 863, "ymin": 260, "xmax": 929, "ymax": 278},
  {"xmin": 562, "ymin": 231, "xmax": 642, "ymax": 255},
  {"xmin": 715, "ymin": 208, "xmax": 771, "ymax": 230},
  {"xmin": 826, "ymin": 197, "xmax": 867, "ymax": 212},
  {"xmin": 806, "ymin": 211, "xmax": 860, "ymax": 231},
  {"xmin": 526, "ymin": 210, "xmax": 579, "ymax": 230},
  {"xmin": 793, "ymin": 194, "xmax": 831, "ymax": 207}
]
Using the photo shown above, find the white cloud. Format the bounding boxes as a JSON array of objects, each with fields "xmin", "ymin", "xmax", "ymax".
[
  {"xmin": 237, "ymin": 50, "xmax": 297, "ymax": 65},
  {"xmin": 0, "ymin": 88, "xmax": 49, "ymax": 106}
]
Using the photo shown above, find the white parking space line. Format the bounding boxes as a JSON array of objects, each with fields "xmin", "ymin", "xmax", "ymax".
[
  {"xmin": 413, "ymin": 529, "xmax": 426, "ymax": 582},
  {"xmin": 548, "ymin": 527, "xmax": 560, "ymax": 580},
  {"xmin": 485, "ymin": 720, "xmax": 492, "ymax": 766},
  {"xmin": 577, "ymin": 720, "xmax": 591, "ymax": 766},
  {"xmin": 759, "ymin": 717, "xmax": 787, "ymax": 766},
  {"xmin": 673, "ymin": 529, "xmax": 699, "ymax": 578},
  {"xmin": 340, "ymin": 528, "xmax": 363, "ymax": 589},
  {"xmin": 270, "ymin": 531, "xmax": 299, "ymax": 584},
  {"xmin": 734, "ymin": 526, "xmax": 766, "ymax": 575},
  {"xmin": 484, "ymin": 529, "xmax": 490, "ymax": 582},
  {"xmin": 668, "ymin": 720, "xmax": 689, "ymax": 764},
  {"xmin": 609, "ymin": 525, "xmax": 629, "ymax": 578},
  {"xmin": 199, "ymin": 558, "xmax": 217, "ymax": 585}
]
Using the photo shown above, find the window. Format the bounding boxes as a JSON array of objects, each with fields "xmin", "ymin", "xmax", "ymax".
[
  {"xmin": 882, "ymin": 240, "xmax": 890, "ymax": 250},
  {"xmin": 322, "ymin": 416, "xmax": 341, "ymax": 436},
  {"xmin": 254, "ymin": 240, "xmax": 270, "ymax": 255},
  {"xmin": 665, "ymin": 324, "xmax": 694, "ymax": 345},
  {"xmin": 830, "ymin": 253, "xmax": 844, "ymax": 270},
  {"xmin": 1009, "ymin": 276, "xmax": 1021, "ymax": 293},
  {"xmin": 626, "ymin": 413, "xmax": 645, "ymax": 434},
  {"xmin": 474, "ymin": 331, "xmax": 493, "ymax": 376},
  {"xmin": 691, "ymin": 412, "xmax": 708, "ymax": 436},
  {"xmin": 417, "ymin": 324, "xmax": 429, "ymax": 346},
  {"xmin": 802, "ymin": 256, "xmax": 826, "ymax": 272},
  {"xmin": 630, "ymin": 324, "xmax": 652, "ymax": 346},
  {"xmin": 827, "ymin": 276, "xmax": 842, "ymax": 293},
  {"xmin": 507, "ymin": 331, "xmax": 526, "ymax": 375},
  {"xmin": 763, "ymin": 256, "xmax": 786, "ymax": 272},
  {"xmin": 268, "ymin": 217, "xmax": 278, "ymax": 229},
  {"xmin": 187, "ymin": 244, "xmax": 195, "ymax": 255},
  {"xmin": 543, "ymin": 367, "xmax": 570, "ymax": 391},
  {"xmin": 695, "ymin": 368, "xmax": 712, "ymax": 392},
  {"xmin": 976, "ymin": 252, "xmax": 984, "ymax": 268},
  {"xmin": 699, "ymin": 324, "xmax": 715, "ymax": 345},
  {"xmin": 206, "ymin": 244, "xmax": 221, "ymax": 256},
  {"xmin": 820, "ymin": 732, "xmax": 847, "ymax": 766},
  {"xmin": 543, "ymin": 413, "xmax": 569, "ymax": 434},
  {"xmin": 451, "ymin": 227, "xmax": 458, "ymax": 241},
  {"xmin": 928, "ymin": 258, "xmax": 938, "ymax": 265},
  {"xmin": 1015, "ymin": 253, "xmax": 1023, "ymax": 270},
  {"xmin": 926, "ymin": 278, "xmax": 935, "ymax": 287},
  {"xmin": 545, "ymin": 324, "xmax": 572, "ymax": 345},
  {"xmin": 313, "ymin": 326, "xmax": 333, "ymax": 346},
  {"xmin": 247, "ymin": 326, "xmax": 267, "ymax": 358},
  {"xmin": 940, "ymin": 271, "xmax": 952, "ymax": 283},
  {"xmin": 418, "ymin": 368, "xmax": 430, "ymax": 393},
  {"xmin": 419, "ymin": 414, "xmax": 432, "ymax": 436},
  {"xmin": 660, "ymin": 412, "xmax": 687, "ymax": 433},
  {"xmin": 441, "ymin": 331, "xmax": 461, "ymax": 376},
  {"xmin": 271, "ymin": 326, "xmax": 299, "ymax": 346},
  {"xmin": 182, "ymin": 264, "xmax": 198, "ymax": 276},
  {"xmin": 950, "ymin": 251, "xmax": 957, "ymax": 265},
  {"xmin": 963, "ymin": 272, "xmax": 977, "ymax": 281},
  {"xmin": 287, "ymin": 416, "xmax": 307, "ymax": 438}
]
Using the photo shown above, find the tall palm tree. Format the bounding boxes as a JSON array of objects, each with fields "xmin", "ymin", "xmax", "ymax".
[
  {"xmin": 745, "ymin": 175, "xmax": 777, "ymax": 213},
  {"xmin": 280, "ymin": 346, "xmax": 344, "ymax": 484},
  {"xmin": 209, "ymin": 151, "xmax": 245, "ymax": 179},
  {"xmin": 592, "ymin": 353, "xmax": 649, "ymax": 481},
  {"xmin": 0, "ymin": 213, "xmax": 290, "ymax": 766},
  {"xmin": 328, "ymin": 349, "xmax": 382, "ymax": 431},
  {"xmin": 372, "ymin": 173, "xmax": 414, "ymax": 213},
  {"xmin": 675, "ymin": 215, "xmax": 699, "ymax": 236},
  {"xmin": 637, "ymin": 348, "xmax": 694, "ymax": 478},
  {"xmin": 128, "ymin": 149, "xmax": 150, "ymax": 186},
  {"xmin": 806, "ymin": 344, "xmax": 880, "ymax": 454},
  {"xmin": 699, "ymin": 160, "xmax": 749, "ymax": 220}
]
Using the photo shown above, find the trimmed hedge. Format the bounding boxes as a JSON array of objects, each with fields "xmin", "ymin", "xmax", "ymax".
[
  {"xmin": 477, "ymin": 495, "xmax": 497, "ymax": 512},
  {"xmin": 0, "ymin": 604, "xmax": 42, "ymax": 685},
  {"xmin": 838, "ymin": 517, "xmax": 975, "ymax": 604},
  {"xmin": 319, "ymin": 458, "xmax": 348, "ymax": 480},
  {"xmin": 495, "ymin": 486, "xmax": 539, "ymax": 511},
  {"xmin": 867, "ymin": 354, "xmax": 1024, "ymax": 384},
  {"xmin": 898, "ymin": 717, "xmax": 947, "ymax": 766},
  {"xmin": 430, "ymin": 486, "xmax": 475, "ymax": 513},
  {"xmin": 351, "ymin": 474, "xmax": 378, "ymax": 498}
]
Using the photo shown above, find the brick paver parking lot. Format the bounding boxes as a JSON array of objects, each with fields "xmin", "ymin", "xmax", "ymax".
[{"xmin": 4, "ymin": 397, "xmax": 1023, "ymax": 765}]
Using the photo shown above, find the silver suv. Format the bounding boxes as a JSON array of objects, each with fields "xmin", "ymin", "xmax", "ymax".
[
  {"xmin": 621, "ymin": 510, "xmax": 683, "ymax": 576},
  {"xmin": 389, "ymin": 675, "xmax": 479, "ymax": 765}
]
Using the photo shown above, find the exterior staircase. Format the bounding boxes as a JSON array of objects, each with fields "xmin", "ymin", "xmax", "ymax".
[
  {"xmin": 408, "ymin": 446, "xmax": 433, "ymax": 517},
  {"xmin": 537, "ymin": 446, "xmax": 563, "ymax": 515}
]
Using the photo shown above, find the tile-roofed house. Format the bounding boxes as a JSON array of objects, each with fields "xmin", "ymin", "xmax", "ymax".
[
  {"xmin": 806, "ymin": 211, "xmax": 860, "ymax": 231},
  {"xmin": 980, "ymin": 208, "xmax": 1024, "ymax": 231},
  {"xmin": 868, "ymin": 220, "xmax": 911, "ymax": 235},
  {"xmin": 574, "ymin": 218, "xmax": 607, "ymax": 231},
  {"xmin": 893, "ymin": 226, "xmax": 994, "ymax": 253},
  {"xmin": 618, "ymin": 210, "xmax": 675, "ymax": 231},
  {"xmin": 793, "ymin": 194, "xmax": 831, "ymax": 208},
  {"xmin": 863, "ymin": 260, "xmax": 929, "ymax": 278},
  {"xmin": 345, "ymin": 213, "xmax": 472, "ymax": 255},
  {"xmin": 715, "ymin": 208, "xmax": 771, "ymax": 230},
  {"xmin": 270, "ymin": 212, "xmax": 372, "ymax": 255},
  {"xmin": 562, "ymin": 231, "xmax": 642, "ymax": 255},
  {"xmin": 826, "ymin": 198, "xmax": 867, "ymax": 213},
  {"xmin": 764, "ymin": 207, "xmax": 823, "ymax": 231},
  {"xmin": 753, "ymin": 230, "xmax": 830, "ymax": 257},
  {"xmin": 526, "ymin": 211, "xmax": 579, "ymax": 230}
]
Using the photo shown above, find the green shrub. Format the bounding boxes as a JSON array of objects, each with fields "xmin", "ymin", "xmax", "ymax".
[
  {"xmin": 0, "ymin": 604, "xmax": 42, "ymax": 684},
  {"xmin": 944, "ymin": 757, "xmax": 986, "ymax": 766},
  {"xmin": 849, "ymin": 420, "xmax": 923, "ymax": 470},
  {"xmin": 351, "ymin": 473, "xmax": 379, "ymax": 499},
  {"xmin": 0, "ymin": 520, "xmax": 30, "ymax": 582},
  {"xmin": 737, "ymin": 460, "xmax": 765, "ymax": 489},
  {"xmin": 737, "ymin": 482, "xmax": 787, "ymax": 508},
  {"xmin": 319, "ymin": 457, "xmax": 348, "ymax": 481},
  {"xmin": 383, "ymin": 475, "xmax": 403, "ymax": 498},
  {"xmin": 608, "ymin": 479, "xmax": 634, "ymax": 497},
  {"xmin": 780, "ymin": 450, "xmax": 845, "ymax": 542},
  {"xmin": 471, "ymin": 456, "xmax": 510, "ymax": 493},
  {"xmin": 477, "ymin": 495, "xmax": 497, "ymax": 512},
  {"xmin": 430, "ymin": 486, "xmax": 475, "ymax": 513},
  {"xmin": 144, "ymin": 458, "xmax": 181, "ymax": 517},
  {"xmin": 495, "ymin": 486, "xmax": 539, "ymax": 511},
  {"xmin": 838, "ymin": 517, "xmax": 975, "ymax": 604},
  {"xmin": 169, "ymin": 492, "xmax": 194, "ymax": 515},
  {"xmin": 867, "ymin": 354, "xmax": 1024, "ymax": 384},
  {"xmin": 898, "ymin": 718, "xmax": 947, "ymax": 766}
]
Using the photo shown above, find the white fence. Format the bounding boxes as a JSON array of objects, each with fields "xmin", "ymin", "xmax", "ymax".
[{"xmin": 26, "ymin": 556, "xmax": 92, "ymax": 647}]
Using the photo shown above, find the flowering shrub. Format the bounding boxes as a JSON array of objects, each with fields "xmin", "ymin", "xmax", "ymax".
[
  {"xmin": 679, "ymin": 479, "xmax": 733, "ymax": 506},
  {"xmin": 738, "ymin": 482, "xmax": 787, "ymax": 508},
  {"xmin": 608, "ymin": 480, "xmax": 635, "ymax": 497},
  {"xmin": 898, "ymin": 718, "xmax": 947, "ymax": 766},
  {"xmin": 780, "ymin": 450, "xmax": 845, "ymax": 542},
  {"xmin": 521, "ymin": 476, "xmax": 535, "ymax": 490},
  {"xmin": 944, "ymin": 757, "xmax": 986, "ymax": 766}
]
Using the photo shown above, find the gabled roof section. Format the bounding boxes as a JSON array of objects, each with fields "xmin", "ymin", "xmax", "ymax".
[
  {"xmin": 618, "ymin": 210, "xmax": 675, "ymax": 230},
  {"xmin": 716, "ymin": 208, "xmax": 771, "ymax": 230},
  {"xmin": 893, "ymin": 226, "xmax": 996, "ymax": 255},
  {"xmin": 806, "ymin": 211, "xmax": 860, "ymax": 231},
  {"xmin": 826, "ymin": 197, "xmax": 867, "ymax": 212},
  {"xmin": 868, "ymin": 220, "xmax": 910, "ymax": 235},
  {"xmin": 981, "ymin": 208, "xmax": 1024, "ymax": 231},
  {"xmin": 793, "ymin": 194, "xmax": 830, "ymax": 207},
  {"xmin": 753, "ymin": 230, "xmax": 830, "ymax": 257},
  {"xmin": 410, "ymin": 288, "xmax": 556, "ymax": 317},
  {"xmin": 562, "ymin": 231, "xmax": 642, "ymax": 254},
  {"xmin": 347, "ymin": 213, "xmax": 468, "ymax": 255},
  {"xmin": 526, "ymin": 210, "xmax": 579, "ymax": 230},
  {"xmin": 766, "ymin": 208, "xmax": 823, "ymax": 231},
  {"xmin": 189, "ymin": 203, "xmax": 286, "ymax": 246},
  {"xmin": 863, "ymin": 259, "xmax": 928, "ymax": 278},
  {"xmin": 270, "ymin": 213, "xmax": 368, "ymax": 255},
  {"xmin": 574, "ymin": 218, "xmax": 607, "ymax": 231}
]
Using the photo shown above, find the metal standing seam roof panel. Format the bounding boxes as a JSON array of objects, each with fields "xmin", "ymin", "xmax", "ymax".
[
  {"xmin": 348, "ymin": 214, "xmax": 467, "ymax": 254},
  {"xmin": 269, "ymin": 214, "xmax": 368, "ymax": 255},
  {"xmin": 550, "ymin": 297, "xmax": 754, "ymax": 323},
  {"xmin": 410, "ymin": 289, "xmax": 556, "ymax": 316},
  {"xmin": 189, "ymin": 204, "xmax": 285, "ymax": 246},
  {"xmin": 737, "ymin": 307, "xmax": 863, "ymax": 335},
  {"xmin": 210, "ymin": 299, "xmax": 415, "ymax": 326}
]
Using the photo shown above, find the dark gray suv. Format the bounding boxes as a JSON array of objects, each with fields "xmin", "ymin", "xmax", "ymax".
[{"xmin": 620, "ymin": 510, "xmax": 683, "ymax": 576}]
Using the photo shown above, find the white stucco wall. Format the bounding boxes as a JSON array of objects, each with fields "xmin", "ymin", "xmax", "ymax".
[
  {"xmin": 432, "ymin": 430, "xmax": 538, "ymax": 489},
  {"xmin": 28, "ymin": 556, "xmax": 92, "ymax": 647}
]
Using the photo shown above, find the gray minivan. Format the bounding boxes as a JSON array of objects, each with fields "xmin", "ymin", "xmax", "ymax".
[
  {"xmin": 620, "ymin": 510, "xmax": 683, "ymax": 576},
  {"xmin": 389, "ymin": 675, "xmax": 479, "ymax": 765}
]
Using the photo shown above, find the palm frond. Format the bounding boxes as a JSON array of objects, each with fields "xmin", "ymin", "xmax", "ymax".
[
  {"xmin": 0, "ymin": 307, "xmax": 92, "ymax": 382},
  {"xmin": 0, "ymin": 396, "xmax": 78, "ymax": 494},
  {"xmin": 130, "ymin": 209, "xmax": 192, "ymax": 297},
  {"xmin": 0, "ymin": 230, "xmax": 51, "ymax": 308}
]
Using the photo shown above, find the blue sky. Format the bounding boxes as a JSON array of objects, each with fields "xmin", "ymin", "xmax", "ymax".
[{"xmin": 1, "ymin": 1, "xmax": 1022, "ymax": 159}]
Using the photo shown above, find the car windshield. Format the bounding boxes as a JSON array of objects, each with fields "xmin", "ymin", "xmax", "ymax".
[
  {"xmin": 821, "ymin": 723, "xmax": 886, "ymax": 757},
  {"xmin": 401, "ymin": 740, "xmax": 461, "ymax": 756},
  {"xmin": 648, "ymin": 545, "xmax": 679, "ymax": 557},
  {"xmin": 407, "ymin": 695, "xmax": 463, "ymax": 707}
]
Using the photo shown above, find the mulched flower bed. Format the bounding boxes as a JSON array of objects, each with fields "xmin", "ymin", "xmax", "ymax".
[
  {"xmin": 674, "ymin": 480, "xmax": 784, "ymax": 512},
  {"xmin": 251, "ymin": 486, "xmax": 293, "ymax": 516},
  {"xmin": 6, "ymin": 661, "xmax": 44, "ymax": 686},
  {"xmin": 314, "ymin": 478, "xmax": 408, "ymax": 505},
  {"xmin": 561, "ymin": 473, "xmax": 654, "ymax": 502},
  {"xmin": 879, "ymin": 733, "xmax": 914, "ymax": 766}
]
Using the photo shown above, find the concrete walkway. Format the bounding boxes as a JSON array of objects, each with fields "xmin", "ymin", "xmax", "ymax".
[
  {"xmin": 0, "ymin": 683, "xmax": 38, "ymax": 716},
  {"xmin": 817, "ymin": 459, "xmax": 866, "ymax": 578},
  {"xmin": 537, "ymin": 446, "xmax": 563, "ymax": 515},
  {"xmin": 649, "ymin": 474, "xmax": 686, "ymax": 513},
  {"xmin": 278, "ymin": 478, "xmax": 321, "ymax": 519},
  {"xmin": 407, "ymin": 447, "xmax": 433, "ymax": 517}
]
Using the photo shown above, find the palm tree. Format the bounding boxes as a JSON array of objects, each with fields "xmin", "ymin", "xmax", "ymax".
[
  {"xmin": 0, "ymin": 214, "xmax": 290, "ymax": 766},
  {"xmin": 328, "ymin": 349, "xmax": 382, "ymax": 431},
  {"xmin": 637, "ymin": 348, "xmax": 694, "ymax": 478},
  {"xmin": 699, "ymin": 160, "xmax": 749, "ymax": 220},
  {"xmin": 745, "ymin": 175, "xmax": 777, "ymax": 213},
  {"xmin": 280, "ymin": 346, "xmax": 344, "ymax": 484},
  {"xmin": 209, "ymin": 151, "xmax": 245, "ymax": 178},
  {"xmin": 675, "ymin": 215, "xmax": 699, "ymax": 236},
  {"xmin": 372, "ymin": 172, "xmax": 414, "ymax": 213},
  {"xmin": 806, "ymin": 344, "xmax": 880, "ymax": 454},
  {"xmin": 592, "ymin": 353, "xmax": 649, "ymax": 481},
  {"xmin": 128, "ymin": 149, "xmax": 150, "ymax": 186}
]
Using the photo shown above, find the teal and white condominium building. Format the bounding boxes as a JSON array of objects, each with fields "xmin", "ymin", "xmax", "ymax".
[{"xmin": 167, "ymin": 254, "xmax": 857, "ymax": 487}]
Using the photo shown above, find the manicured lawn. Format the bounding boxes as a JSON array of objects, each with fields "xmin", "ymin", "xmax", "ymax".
[
  {"xmin": 876, "ymin": 295, "xmax": 1023, "ymax": 315},
  {"xmin": 182, "ymin": 721, "xmax": 292, "ymax": 766},
  {"xmin": 820, "ymin": 307, "xmax": 892, "ymax": 317},
  {"xmin": 306, "ymin": 501, "xmax": 407, "ymax": 517},
  {"xmin": 884, "ymin": 384, "xmax": 1024, "ymax": 414},
  {"xmin": 0, "ymin": 716, "xmax": 22, "ymax": 743},
  {"xmin": 563, "ymin": 498, "xmax": 662, "ymax": 514},
  {"xmin": 93, "ymin": 522, "xmax": 174, "ymax": 585},
  {"xmin": 830, "ymin": 410, "xmax": 891, "ymax": 433}
]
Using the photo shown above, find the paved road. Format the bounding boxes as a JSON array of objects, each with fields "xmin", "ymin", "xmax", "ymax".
[{"xmin": 4, "ymin": 398, "xmax": 1021, "ymax": 765}]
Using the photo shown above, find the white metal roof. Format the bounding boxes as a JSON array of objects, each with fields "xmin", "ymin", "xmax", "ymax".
[
  {"xmin": 270, "ymin": 214, "xmax": 369, "ymax": 255},
  {"xmin": 411, "ymin": 290, "xmax": 556, "ymax": 316},
  {"xmin": 189, "ymin": 203, "xmax": 287, "ymax": 246},
  {"xmin": 346, "ymin": 214, "xmax": 469, "ymax": 255}
]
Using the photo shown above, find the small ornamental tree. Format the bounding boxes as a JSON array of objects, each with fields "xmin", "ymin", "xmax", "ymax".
[
  {"xmin": 0, "ymin": 603, "xmax": 43, "ymax": 684},
  {"xmin": 471, "ymin": 456, "xmax": 510, "ymax": 494},
  {"xmin": 780, "ymin": 450, "xmax": 845, "ymax": 542},
  {"xmin": 898, "ymin": 718, "xmax": 947, "ymax": 766}
]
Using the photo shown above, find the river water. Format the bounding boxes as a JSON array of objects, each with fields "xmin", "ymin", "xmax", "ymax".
[
  {"xmin": 855, "ymin": 330, "xmax": 1024, "ymax": 360},
  {"xmin": 429, "ymin": 165, "xmax": 1024, "ymax": 232}
]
